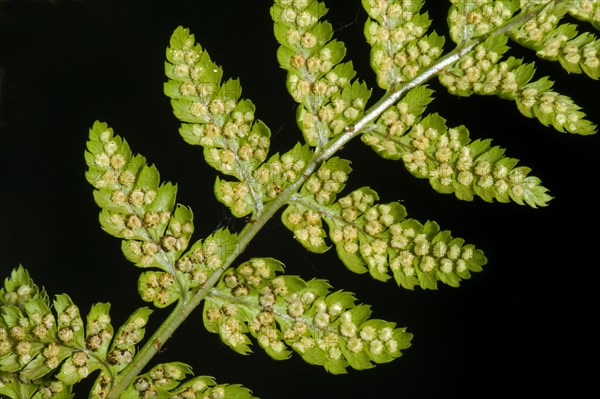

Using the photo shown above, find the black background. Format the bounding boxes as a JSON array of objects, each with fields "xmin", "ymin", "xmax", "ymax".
[{"xmin": 0, "ymin": 1, "xmax": 597, "ymax": 398}]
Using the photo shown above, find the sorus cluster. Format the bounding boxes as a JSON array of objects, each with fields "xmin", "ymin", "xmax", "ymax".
[
  {"xmin": 2, "ymin": 278, "xmax": 38, "ymax": 309},
  {"xmin": 34, "ymin": 380, "xmax": 70, "ymax": 399},
  {"xmin": 215, "ymin": 179, "xmax": 254, "ymax": 218},
  {"xmin": 364, "ymin": 0, "xmax": 444, "ymax": 88},
  {"xmin": 567, "ymin": 0, "xmax": 600, "ymax": 26},
  {"xmin": 138, "ymin": 271, "xmax": 178, "ymax": 308},
  {"xmin": 273, "ymin": 0, "xmax": 370, "ymax": 147},
  {"xmin": 387, "ymin": 220, "xmax": 483, "ymax": 289},
  {"xmin": 514, "ymin": 1, "xmax": 562, "ymax": 45},
  {"xmin": 251, "ymin": 143, "xmax": 312, "ymax": 209},
  {"xmin": 56, "ymin": 299, "xmax": 84, "ymax": 345},
  {"xmin": 106, "ymin": 308, "xmax": 152, "ymax": 370},
  {"xmin": 85, "ymin": 305, "xmax": 113, "ymax": 354},
  {"xmin": 447, "ymin": 0, "xmax": 517, "ymax": 43},
  {"xmin": 362, "ymin": 85, "xmax": 432, "ymax": 157},
  {"xmin": 282, "ymin": 157, "xmax": 351, "ymax": 252},
  {"xmin": 539, "ymin": 33, "xmax": 600, "ymax": 79},
  {"xmin": 438, "ymin": 37, "xmax": 522, "ymax": 98},
  {"xmin": 302, "ymin": 157, "xmax": 349, "ymax": 205},
  {"xmin": 283, "ymin": 205, "xmax": 328, "ymax": 253},
  {"xmin": 204, "ymin": 257, "xmax": 411, "ymax": 373},
  {"xmin": 60, "ymin": 350, "xmax": 91, "ymax": 383}
]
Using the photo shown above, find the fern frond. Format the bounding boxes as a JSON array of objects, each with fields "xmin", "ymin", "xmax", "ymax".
[
  {"xmin": 203, "ymin": 258, "xmax": 411, "ymax": 374},
  {"xmin": 164, "ymin": 26, "xmax": 271, "ymax": 217},
  {"xmin": 363, "ymin": 0, "xmax": 445, "ymax": 89},
  {"xmin": 271, "ymin": 0, "xmax": 372, "ymax": 148},
  {"xmin": 121, "ymin": 364, "xmax": 257, "ymax": 399},
  {"xmin": 0, "ymin": 266, "xmax": 256, "ymax": 399},
  {"xmin": 0, "ymin": 266, "xmax": 151, "ymax": 398}
]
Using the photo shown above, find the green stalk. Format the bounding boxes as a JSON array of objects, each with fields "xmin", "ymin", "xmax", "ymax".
[{"xmin": 105, "ymin": 2, "xmax": 557, "ymax": 397}]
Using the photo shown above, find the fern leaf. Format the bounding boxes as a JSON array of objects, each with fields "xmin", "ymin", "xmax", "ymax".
[
  {"xmin": 0, "ymin": 265, "xmax": 259, "ymax": 399},
  {"xmin": 361, "ymin": 86, "xmax": 552, "ymax": 206},
  {"xmin": 85, "ymin": 122, "xmax": 240, "ymax": 310},
  {"xmin": 515, "ymin": 76, "xmax": 597, "ymax": 134},
  {"xmin": 164, "ymin": 26, "xmax": 271, "ymax": 218},
  {"xmin": 203, "ymin": 258, "xmax": 412, "ymax": 374},
  {"xmin": 85, "ymin": 121, "xmax": 201, "ymax": 307},
  {"xmin": 272, "ymin": 0, "xmax": 372, "ymax": 148},
  {"xmin": 438, "ymin": 30, "xmax": 597, "ymax": 135},
  {"xmin": 568, "ymin": 0, "xmax": 600, "ymax": 30},
  {"xmin": 283, "ymin": 180, "xmax": 487, "ymax": 288},
  {"xmin": 0, "ymin": 266, "xmax": 153, "ymax": 398},
  {"xmin": 511, "ymin": 0, "xmax": 600, "ymax": 80},
  {"xmin": 363, "ymin": 0, "xmax": 445, "ymax": 89}
]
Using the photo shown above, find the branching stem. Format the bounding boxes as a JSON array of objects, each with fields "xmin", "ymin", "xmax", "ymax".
[{"xmin": 105, "ymin": 2, "xmax": 557, "ymax": 397}]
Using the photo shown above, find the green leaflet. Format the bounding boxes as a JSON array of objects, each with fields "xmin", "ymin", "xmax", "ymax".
[
  {"xmin": 515, "ymin": 77, "xmax": 597, "ymax": 135},
  {"xmin": 86, "ymin": 121, "xmax": 238, "ymax": 308},
  {"xmin": 511, "ymin": 0, "xmax": 600, "ymax": 79},
  {"xmin": 0, "ymin": 266, "xmax": 153, "ymax": 399},
  {"xmin": 438, "ymin": 31, "xmax": 597, "ymax": 135},
  {"xmin": 0, "ymin": 267, "xmax": 73, "ymax": 399},
  {"xmin": 204, "ymin": 258, "xmax": 412, "ymax": 374},
  {"xmin": 85, "ymin": 121, "xmax": 195, "ymax": 307},
  {"xmin": 362, "ymin": 86, "xmax": 553, "ymax": 207},
  {"xmin": 279, "ymin": 154, "xmax": 487, "ymax": 286},
  {"xmin": 568, "ymin": 0, "xmax": 600, "ymax": 31},
  {"xmin": 272, "ymin": 0, "xmax": 372, "ymax": 148},
  {"xmin": 283, "ymin": 182, "xmax": 487, "ymax": 289},
  {"xmin": 363, "ymin": 0, "xmax": 444, "ymax": 89},
  {"xmin": 165, "ymin": 26, "xmax": 271, "ymax": 218}
]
